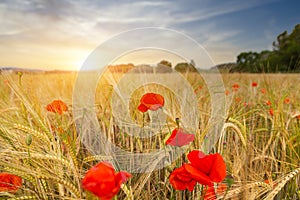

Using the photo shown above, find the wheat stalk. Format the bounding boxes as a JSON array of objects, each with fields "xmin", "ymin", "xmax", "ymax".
[
  {"xmin": 224, "ymin": 182, "xmax": 272, "ymax": 199},
  {"xmin": 264, "ymin": 167, "xmax": 300, "ymax": 200},
  {"xmin": 83, "ymin": 155, "xmax": 113, "ymax": 163},
  {"xmin": 219, "ymin": 121, "xmax": 247, "ymax": 151},
  {"xmin": 8, "ymin": 196, "xmax": 37, "ymax": 200},
  {"xmin": 13, "ymin": 124, "xmax": 50, "ymax": 144},
  {"xmin": 36, "ymin": 175, "xmax": 81, "ymax": 198}
]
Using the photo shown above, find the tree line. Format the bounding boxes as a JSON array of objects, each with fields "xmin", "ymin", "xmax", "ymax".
[{"xmin": 232, "ymin": 24, "xmax": 300, "ymax": 73}]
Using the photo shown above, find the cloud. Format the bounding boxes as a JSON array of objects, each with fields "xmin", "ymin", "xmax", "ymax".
[{"xmin": 0, "ymin": 0, "xmax": 283, "ymax": 69}]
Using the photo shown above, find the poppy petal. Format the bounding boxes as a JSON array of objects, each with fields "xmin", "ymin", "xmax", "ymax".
[
  {"xmin": 177, "ymin": 172, "xmax": 193, "ymax": 182},
  {"xmin": 186, "ymin": 179, "xmax": 197, "ymax": 191},
  {"xmin": 187, "ymin": 150, "xmax": 214, "ymax": 175},
  {"xmin": 203, "ymin": 183, "xmax": 228, "ymax": 200},
  {"xmin": 183, "ymin": 164, "xmax": 212, "ymax": 186},
  {"xmin": 137, "ymin": 104, "xmax": 148, "ymax": 112},
  {"xmin": 252, "ymin": 82, "xmax": 258, "ymax": 87},
  {"xmin": 46, "ymin": 100, "xmax": 68, "ymax": 114},
  {"xmin": 209, "ymin": 154, "xmax": 226, "ymax": 183},
  {"xmin": 115, "ymin": 171, "xmax": 132, "ymax": 185},
  {"xmin": 202, "ymin": 185, "xmax": 217, "ymax": 200},
  {"xmin": 216, "ymin": 183, "xmax": 228, "ymax": 194},
  {"xmin": 139, "ymin": 93, "xmax": 164, "ymax": 112},
  {"xmin": 0, "ymin": 173, "xmax": 22, "ymax": 193},
  {"xmin": 169, "ymin": 166, "xmax": 196, "ymax": 191},
  {"xmin": 142, "ymin": 93, "xmax": 164, "ymax": 106},
  {"xmin": 166, "ymin": 128, "xmax": 195, "ymax": 147},
  {"xmin": 188, "ymin": 151, "xmax": 226, "ymax": 183},
  {"xmin": 82, "ymin": 162, "xmax": 131, "ymax": 200}
]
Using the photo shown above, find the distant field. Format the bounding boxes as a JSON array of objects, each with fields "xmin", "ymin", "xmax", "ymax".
[{"xmin": 0, "ymin": 71, "xmax": 299, "ymax": 199}]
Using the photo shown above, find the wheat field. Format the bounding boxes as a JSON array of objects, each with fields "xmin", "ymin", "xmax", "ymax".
[{"xmin": 0, "ymin": 70, "xmax": 299, "ymax": 200}]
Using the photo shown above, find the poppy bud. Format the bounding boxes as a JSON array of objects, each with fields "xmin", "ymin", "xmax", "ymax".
[
  {"xmin": 17, "ymin": 71, "xmax": 23, "ymax": 77},
  {"xmin": 26, "ymin": 134, "xmax": 32, "ymax": 146},
  {"xmin": 175, "ymin": 118, "xmax": 180, "ymax": 126}
]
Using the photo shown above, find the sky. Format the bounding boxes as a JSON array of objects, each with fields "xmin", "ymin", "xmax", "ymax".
[{"xmin": 0, "ymin": 0, "xmax": 299, "ymax": 70}]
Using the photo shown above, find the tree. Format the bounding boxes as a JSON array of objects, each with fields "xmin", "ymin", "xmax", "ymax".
[
  {"xmin": 174, "ymin": 62, "xmax": 198, "ymax": 73},
  {"xmin": 235, "ymin": 51, "xmax": 261, "ymax": 72},
  {"xmin": 273, "ymin": 31, "xmax": 289, "ymax": 51},
  {"xmin": 158, "ymin": 60, "xmax": 172, "ymax": 68},
  {"xmin": 235, "ymin": 24, "xmax": 300, "ymax": 72}
]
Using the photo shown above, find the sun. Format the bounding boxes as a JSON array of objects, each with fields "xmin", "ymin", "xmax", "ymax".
[{"xmin": 68, "ymin": 50, "xmax": 91, "ymax": 71}]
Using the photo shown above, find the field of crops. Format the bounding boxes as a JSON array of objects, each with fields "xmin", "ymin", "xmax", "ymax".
[{"xmin": 0, "ymin": 70, "xmax": 299, "ymax": 199}]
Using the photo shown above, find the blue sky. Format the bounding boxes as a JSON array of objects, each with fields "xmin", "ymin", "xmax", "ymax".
[{"xmin": 0, "ymin": 0, "xmax": 299, "ymax": 70}]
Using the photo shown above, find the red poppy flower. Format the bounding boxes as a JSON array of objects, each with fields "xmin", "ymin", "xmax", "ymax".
[
  {"xmin": 266, "ymin": 100, "xmax": 272, "ymax": 106},
  {"xmin": 169, "ymin": 151, "xmax": 226, "ymax": 191},
  {"xmin": 251, "ymin": 82, "xmax": 258, "ymax": 87},
  {"xmin": 292, "ymin": 112, "xmax": 300, "ymax": 119},
  {"xmin": 261, "ymin": 88, "xmax": 267, "ymax": 94},
  {"xmin": 269, "ymin": 108, "xmax": 274, "ymax": 116},
  {"xmin": 169, "ymin": 164, "xmax": 197, "ymax": 191},
  {"xmin": 0, "ymin": 173, "xmax": 22, "ymax": 193},
  {"xmin": 293, "ymin": 113, "xmax": 300, "ymax": 119},
  {"xmin": 225, "ymin": 90, "xmax": 230, "ymax": 96},
  {"xmin": 202, "ymin": 183, "xmax": 228, "ymax": 200},
  {"xmin": 82, "ymin": 162, "xmax": 131, "ymax": 200},
  {"xmin": 284, "ymin": 98, "xmax": 291, "ymax": 104},
  {"xmin": 194, "ymin": 86, "xmax": 203, "ymax": 94},
  {"xmin": 46, "ymin": 100, "xmax": 68, "ymax": 115},
  {"xmin": 264, "ymin": 179, "xmax": 270, "ymax": 184},
  {"xmin": 165, "ymin": 128, "xmax": 195, "ymax": 147},
  {"xmin": 232, "ymin": 84, "xmax": 239, "ymax": 92},
  {"xmin": 137, "ymin": 93, "xmax": 164, "ymax": 113},
  {"xmin": 235, "ymin": 97, "xmax": 241, "ymax": 103}
]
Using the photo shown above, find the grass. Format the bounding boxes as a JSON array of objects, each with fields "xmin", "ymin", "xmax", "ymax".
[{"xmin": 0, "ymin": 69, "xmax": 299, "ymax": 199}]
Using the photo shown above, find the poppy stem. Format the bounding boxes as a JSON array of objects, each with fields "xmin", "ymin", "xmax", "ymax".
[
  {"xmin": 27, "ymin": 146, "xmax": 32, "ymax": 166},
  {"xmin": 142, "ymin": 112, "xmax": 145, "ymax": 128},
  {"xmin": 200, "ymin": 185, "xmax": 204, "ymax": 200},
  {"xmin": 27, "ymin": 147, "xmax": 30, "ymax": 158},
  {"xmin": 222, "ymin": 186, "xmax": 230, "ymax": 200},
  {"xmin": 223, "ymin": 176, "xmax": 234, "ymax": 199},
  {"xmin": 156, "ymin": 109, "xmax": 162, "ymax": 135},
  {"xmin": 155, "ymin": 110, "xmax": 163, "ymax": 148},
  {"xmin": 175, "ymin": 118, "xmax": 180, "ymax": 146}
]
